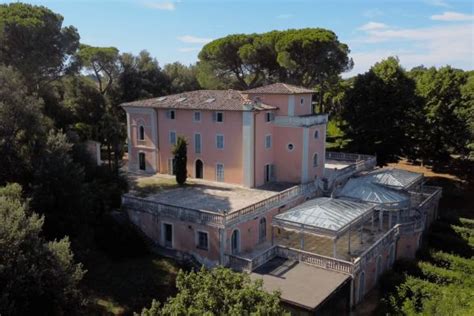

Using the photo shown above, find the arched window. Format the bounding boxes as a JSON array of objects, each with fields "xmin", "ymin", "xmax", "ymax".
[
  {"xmin": 358, "ymin": 271, "xmax": 366, "ymax": 303},
  {"xmin": 388, "ymin": 244, "xmax": 395, "ymax": 268},
  {"xmin": 138, "ymin": 125, "xmax": 145, "ymax": 141},
  {"xmin": 231, "ymin": 229, "xmax": 240, "ymax": 254},
  {"xmin": 376, "ymin": 255, "xmax": 383, "ymax": 281},
  {"xmin": 313, "ymin": 153, "xmax": 318, "ymax": 167},
  {"xmin": 259, "ymin": 217, "xmax": 267, "ymax": 243}
]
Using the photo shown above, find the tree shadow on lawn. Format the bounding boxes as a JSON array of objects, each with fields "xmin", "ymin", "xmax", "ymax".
[{"xmin": 83, "ymin": 250, "xmax": 184, "ymax": 315}]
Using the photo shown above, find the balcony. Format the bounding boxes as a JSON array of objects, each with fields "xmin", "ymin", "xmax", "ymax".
[{"xmin": 273, "ymin": 114, "xmax": 328, "ymax": 127}]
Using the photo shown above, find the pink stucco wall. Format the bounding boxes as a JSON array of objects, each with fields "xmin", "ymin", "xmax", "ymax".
[
  {"xmin": 246, "ymin": 93, "xmax": 313, "ymax": 116},
  {"xmin": 293, "ymin": 94, "xmax": 313, "ymax": 116},
  {"xmin": 128, "ymin": 111, "xmax": 158, "ymax": 172},
  {"xmin": 307, "ymin": 125, "xmax": 326, "ymax": 180},
  {"xmin": 156, "ymin": 109, "xmax": 244, "ymax": 185},
  {"xmin": 254, "ymin": 111, "xmax": 276, "ymax": 187},
  {"xmin": 273, "ymin": 126, "xmax": 304, "ymax": 183}
]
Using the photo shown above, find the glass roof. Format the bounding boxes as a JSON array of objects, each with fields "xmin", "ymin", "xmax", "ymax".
[
  {"xmin": 337, "ymin": 177, "xmax": 411, "ymax": 210},
  {"xmin": 365, "ymin": 168, "xmax": 422, "ymax": 189},
  {"xmin": 274, "ymin": 197, "xmax": 374, "ymax": 234}
]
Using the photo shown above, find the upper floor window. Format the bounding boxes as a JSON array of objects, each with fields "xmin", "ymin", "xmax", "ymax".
[
  {"xmin": 194, "ymin": 133, "xmax": 201, "ymax": 154},
  {"xmin": 265, "ymin": 112, "xmax": 274, "ymax": 122},
  {"xmin": 216, "ymin": 163, "xmax": 224, "ymax": 181},
  {"xmin": 213, "ymin": 111, "xmax": 224, "ymax": 123},
  {"xmin": 265, "ymin": 135, "xmax": 272, "ymax": 149},
  {"xmin": 169, "ymin": 131, "xmax": 177, "ymax": 145},
  {"xmin": 300, "ymin": 97, "xmax": 304, "ymax": 105},
  {"xmin": 314, "ymin": 130, "xmax": 319, "ymax": 139},
  {"xmin": 313, "ymin": 153, "xmax": 318, "ymax": 167},
  {"xmin": 138, "ymin": 125, "xmax": 145, "ymax": 141},
  {"xmin": 167, "ymin": 109, "xmax": 176, "ymax": 120},
  {"xmin": 216, "ymin": 134, "xmax": 224, "ymax": 149},
  {"xmin": 193, "ymin": 111, "xmax": 201, "ymax": 122},
  {"xmin": 196, "ymin": 231, "xmax": 209, "ymax": 250}
]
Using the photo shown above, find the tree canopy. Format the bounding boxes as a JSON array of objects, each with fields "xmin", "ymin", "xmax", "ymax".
[
  {"xmin": 341, "ymin": 57, "xmax": 422, "ymax": 164},
  {"xmin": 0, "ymin": 2, "xmax": 79, "ymax": 88},
  {"xmin": 197, "ymin": 28, "xmax": 353, "ymax": 104},
  {"xmin": 138, "ymin": 267, "xmax": 287, "ymax": 315},
  {"xmin": 0, "ymin": 183, "xmax": 85, "ymax": 316}
]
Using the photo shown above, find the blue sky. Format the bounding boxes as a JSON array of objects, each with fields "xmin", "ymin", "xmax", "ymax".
[{"xmin": 4, "ymin": 0, "xmax": 474, "ymax": 77}]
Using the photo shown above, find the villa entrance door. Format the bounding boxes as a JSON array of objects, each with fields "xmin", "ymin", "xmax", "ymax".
[
  {"xmin": 231, "ymin": 229, "xmax": 240, "ymax": 254},
  {"xmin": 195, "ymin": 159, "xmax": 203, "ymax": 179}
]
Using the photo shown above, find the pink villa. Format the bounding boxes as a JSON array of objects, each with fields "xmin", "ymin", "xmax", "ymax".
[{"xmin": 121, "ymin": 83, "xmax": 442, "ymax": 314}]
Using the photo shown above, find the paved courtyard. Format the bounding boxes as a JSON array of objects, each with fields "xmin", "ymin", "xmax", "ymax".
[{"xmin": 128, "ymin": 172, "xmax": 294, "ymax": 213}]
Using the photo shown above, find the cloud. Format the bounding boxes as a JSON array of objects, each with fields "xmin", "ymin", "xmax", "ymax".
[
  {"xmin": 178, "ymin": 47, "xmax": 201, "ymax": 53},
  {"xmin": 177, "ymin": 35, "xmax": 213, "ymax": 44},
  {"xmin": 345, "ymin": 22, "xmax": 474, "ymax": 77},
  {"xmin": 431, "ymin": 11, "xmax": 474, "ymax": 21},
  {"xmin": 358, "ymin": 22, "xmax": 388, "ymax": 31},
  {"xmin": 424, "ymin": 0, "xmax": 450, "ymax": 7},
  {"xmin": 144, "ymin": 1, "xmax": 176, "ymax": 11},
  {"xmin": 276, "ymin": 14, "xmax": 294, "ymax": 19}
]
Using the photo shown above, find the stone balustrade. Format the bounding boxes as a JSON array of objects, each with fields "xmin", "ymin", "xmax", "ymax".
[{"xmin": 273, "ymin": 114, "xmax": 328, "ymax": 127}]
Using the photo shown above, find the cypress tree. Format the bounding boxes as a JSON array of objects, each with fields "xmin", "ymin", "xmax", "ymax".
[{"xmin": 172, "ymin": 136, "xmax": 187, "ymax": 185}]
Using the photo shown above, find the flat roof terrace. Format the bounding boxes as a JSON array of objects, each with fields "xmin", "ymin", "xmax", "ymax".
[
  {"xmin": 127, "ymin": 173, "xmax": 296, "ymax": 213},
  {"xmin": 250, "ymin": 257, "xmax": 350, "ymax": 311}
]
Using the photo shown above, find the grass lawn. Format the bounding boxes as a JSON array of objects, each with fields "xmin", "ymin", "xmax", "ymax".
[
  {"xmin": 127, "ymin": 173, "xmax": 194, "ymax": 197},
  {"xmin": 83, "ymin": 249, "xmax": 183, "ymax": 315}
]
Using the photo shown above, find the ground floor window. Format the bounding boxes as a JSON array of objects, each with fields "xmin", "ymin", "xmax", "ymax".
[
  {"xmin": 197, "ymin": 231, "xmax": 209, "ymax": 250},
  {"xmin": 216, "ymin": 163, "xmax": 224, "ymax": 181},
  {"xmin": 259, "ymin": 217, "xmax": 267, "ymax": 243},
  {"xmin": 168, "ymin": 158, "xmax": 176, "ymax": 175},
  {"xmin": 139, "ymin": 152, "xmax": 146, "ymax": 170}
]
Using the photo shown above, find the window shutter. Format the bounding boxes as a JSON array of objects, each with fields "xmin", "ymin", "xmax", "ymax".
[{"xmin": 270, "ymin": 164, "xmax": 276, "ymax": 181}]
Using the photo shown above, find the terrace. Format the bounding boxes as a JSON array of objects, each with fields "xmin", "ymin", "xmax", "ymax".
[{"xmin": 123, "ymin": 173, "xmax": 318, "ymax": 228}]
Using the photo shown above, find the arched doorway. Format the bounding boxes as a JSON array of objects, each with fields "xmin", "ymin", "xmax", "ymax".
[
  {"xmin": 231, "ymin": 229, "xmax": 240, "ymax": 254},
  {"xmin": 195, "ymin": 159, "xmax": 203, "ymax": 179}
]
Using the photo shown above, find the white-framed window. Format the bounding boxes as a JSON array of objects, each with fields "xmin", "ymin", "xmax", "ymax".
[
  {"xmin": 265, "ymin": 134, "xmax": 272, "ymax": 149},
  {"xmin": 314, "ymin": 130, "xmax": 319, "ymax": 139},
  {"xmin": 194, "ymin": 133, "xmax": 201, "ymax": 154},
  {"xmin": 196, "ymin": 231, "xmax": 209, "ymax": 250},
  {"xmin": 216, "ymin": 163, "xmax": 224, "ymax": 181},
  {"xmin": 213, "ymin": 111, "xmax": 224, "ymax": 123},
  {"xmin": 313, "ymin": 153, "xmax": 318, "ymax": 167},
  {"xmin": 138, "ymin": 125, "xmax": 145, "ymax": 141},
  {"xmin": 169, "ymin": 131, "xmax": 177, "ymax": 145},
  {"xmin": 265, "ymin": 112, "xmax": 274, "ymax": 122},
  {"xmin": 216, "ymin": 134, "xmax": 224, "ymax": 149},
  {"xmin": 168, "ymin": 158, "xmax": 176, "ymax": 175},
  {"xmin": 166, "ymin": 109, "xmax": 176, "ymax": 120},
  {"xmin": 193, "ymin": 111, "xmax": 201, "ymax": 122}
]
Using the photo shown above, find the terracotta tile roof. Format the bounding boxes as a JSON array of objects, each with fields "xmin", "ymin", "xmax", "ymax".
[
  {"xmin": 245, "ymin": 83, "xmax": 314, "ymax": 94},
  {"xmin": 121, "ymin": 89, "xmax": 277, "ymax": 111}
]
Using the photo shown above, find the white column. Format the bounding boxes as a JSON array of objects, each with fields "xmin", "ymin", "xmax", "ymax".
[
  {"xmin": 333, "ymin": 238, "xmax": 338, "ymax": 258},
  {"xmin": 126, "ymin": 111, "xmax": 132, "ymax": 171},
  {"xmin": 348, "ymin": 227, "xmax": 351, "ymax": 254},
  {"xmin": 242, "ymin": 111, "xmax": 255, "ymax": 187},
  {"xmin": 359, "ymin": 222, "xmax": 363, "ymax": 244},
  {"xmin": 301, "ymin": 127, "xmax": 309, "ymax": 183},
  {"xmin": 288, "ymin": 95, "xmax": 295, "ymax": 116}
]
